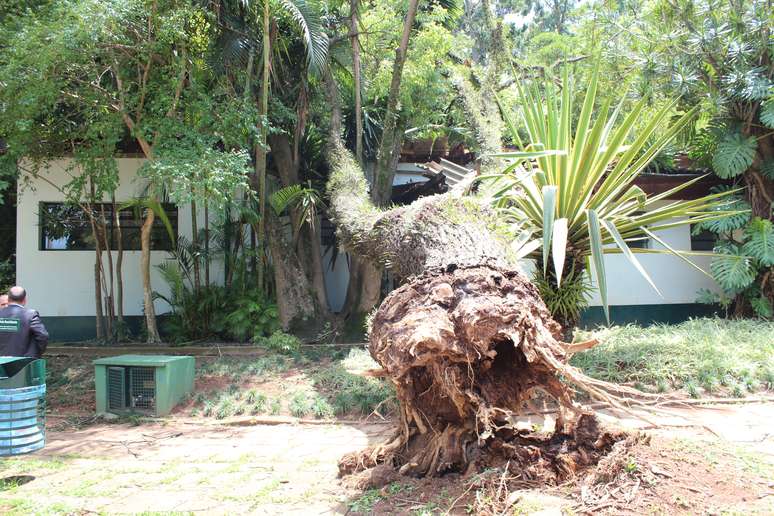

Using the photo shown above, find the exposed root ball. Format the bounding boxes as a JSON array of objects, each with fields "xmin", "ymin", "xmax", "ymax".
[{"xmin": 340, "ymin": 264, "xmax": 629, "ymax": 479}]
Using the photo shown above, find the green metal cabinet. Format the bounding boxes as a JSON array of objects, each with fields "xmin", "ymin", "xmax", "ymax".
[{"xmin": 94, "ymin": 355, "xmax": 194, "ymax": 416}]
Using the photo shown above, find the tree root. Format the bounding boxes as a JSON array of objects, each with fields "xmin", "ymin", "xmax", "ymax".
[{"xmin": 340, "ymin": 264, "xmax": 653, "ymax": 480}]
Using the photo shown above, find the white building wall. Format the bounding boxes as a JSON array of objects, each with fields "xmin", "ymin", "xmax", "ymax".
[
  {"xmin": 16, "ymin": 158, "xmax": 216, "ymax": 318},
  {"xmin": 17, "ymin": 159, "xmax": 721, "ymax": 319},
  {"xmin": 586, "ymin": 222, "xmax": 718, "ymax": 306}
]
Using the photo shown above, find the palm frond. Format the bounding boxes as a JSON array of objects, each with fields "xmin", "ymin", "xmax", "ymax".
[{"xmin": 278, "ymin": 0, "xmax": 329, "ymax": 73}]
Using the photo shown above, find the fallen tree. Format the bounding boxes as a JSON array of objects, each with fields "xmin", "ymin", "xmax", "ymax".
[{"xmin": 322, "ymin": 70, "xmax": 655, "ymax": 481}]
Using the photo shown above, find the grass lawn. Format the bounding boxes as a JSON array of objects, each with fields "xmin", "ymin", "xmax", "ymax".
[
  {"xmin": 573, "ymin": 317, "xmax": 774, "ymax": 397},
  {"xmin": 46, "ymin": 345, "xmax": 394, "ymax": 424},
  {"xmin": 44, "ymin": 317, "xmax": 772, "ymax": 428}
]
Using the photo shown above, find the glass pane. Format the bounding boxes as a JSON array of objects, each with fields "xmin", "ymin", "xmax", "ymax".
[{"xmin": 39, "ymin": 203, "xmax": 95, "ymax": 250}]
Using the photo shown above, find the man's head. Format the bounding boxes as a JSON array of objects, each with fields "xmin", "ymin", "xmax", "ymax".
[
  {"xmin": 8, "ymin": 286, "xmax": 27, "ymax": 306},
  {"xmin": 0, "ymin": 295, "xmax": 7, "ymax": 308}
]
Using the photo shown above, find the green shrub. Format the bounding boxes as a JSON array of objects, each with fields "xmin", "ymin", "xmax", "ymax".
[
  {"xmin": 254, "ymin": 330, "xmax": 301, "ymax": 354},
  {"xmin": 220, "ymin": 290, "xmax": 279, "ymax": 342},
  {"xmin": 250, "ymin": 393, "xmax": 268, "ymax": 414}
]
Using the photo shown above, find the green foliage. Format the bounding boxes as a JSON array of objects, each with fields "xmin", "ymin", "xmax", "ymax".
[
  {"xmin": 0, "ymin": 259, "xmax": 14, "ymax": 293},
  {"xmin": 761, "ymin": 97, "xmax": 774, "ymax": 129},
  {"xmin": 710, "ymin": 244, "xmax": 756, "ymax": 292},
  {"xmin": 222, "ymin": 291, "xmax": 280, "ymax": 342},
  {"xmin": 253, "ymin": 330, "xmax": 301, "ymax": 354},
  {"xmin": 761, "ymin": 160, "xmax": 774, "ymax": 181},
  {"xmin": 750, "ymin": 295, "xmax": 773, "ymax": 319},
  {"xmin": 269, "ymin": 181, "xmax": 325, "ymax": 240},
  {"xmin": 693, "ymin": 187, "xmax": 751, "ymax": 235},
  {"xmin": 741, "ymin": 218, "xmax": 774, "ymax": 267},
  {"xmin": 711, "ymin": 133, "xmax": 757, "ymax": 179},
  {"xmin": 156, "ymin": 247, "xmax": 279, "ymax": 343},
  {"xmin": 532, "ymin": 265, "xmax": 592, "ymax": 329},
  {"xmin": 310, "ymin": 349, "xmax": 395, "ymax": 416},
  {"xmin": 702, "ymin": 217, "xmax": 774, "ymax": 317},
  {"xmin": 487, "ymin": 65, "xmax": 736, "ymax": 322}
]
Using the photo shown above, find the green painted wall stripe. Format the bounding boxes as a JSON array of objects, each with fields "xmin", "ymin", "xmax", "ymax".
[{"xmin": 579, "ymin": 303, "xmax": 720, "ymax": 328}]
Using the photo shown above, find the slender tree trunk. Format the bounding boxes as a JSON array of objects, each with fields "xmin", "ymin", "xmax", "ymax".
[
  {"xmin": 141, "ymin": 206, "xmax": 161, "ymax": 343},
  {"xmin": 94, "ymin": 259, "xmax": 104, "ymax": 341},
  {"xmin": 350, "ymin": 0, "xmax": 364, "ymax": 166},
  {"xmin": 204, "ymin": 198, "xmax": 210, "ymax": 287},
  {"xmin": 87, "ymin": 205, "xmax": 105, "ymax": 342},
  {"xmin": 113, "ymin": 196, "xmax": 124, "ymax": 326},
  {"xmin": 372, "ymin": 0, "xmax": 420, "ymax": 206},
  {"xmin": 191, "ymin": 198, "xmax": 201, "ymax": 291},
  {"xmin": 255, "ymin": 1, "xmax": 271, "ymax": 293},
  {"xmin": 98, "ymin": 203, "xmax": 115, "ymax": 341}
]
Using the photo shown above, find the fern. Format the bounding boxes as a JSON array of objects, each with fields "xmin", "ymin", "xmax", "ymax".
[
  {"xmin": 760, "ymin": 96, "xmax": 774, "ymax": 129},
  {"xmin": 742, "ymin": 218, "xmax": 774, "ymax": 266},
  {"xmin": 712, "ymin": 133, "xmax": 758, "ymax": 178},
  {"xmin": 710, "ymin": 246, "xmax": 756, "ymax": 292}
]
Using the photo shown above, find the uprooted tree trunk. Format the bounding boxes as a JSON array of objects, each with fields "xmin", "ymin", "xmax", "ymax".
[{"xmin": 323, "ymin": 68, "xmax": 653, "ymax": 481}]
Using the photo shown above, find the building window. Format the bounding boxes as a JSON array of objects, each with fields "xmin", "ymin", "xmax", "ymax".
[
  {"xmin": 39, "ymin": 202, "xmax": 177, "ymax": 251},
  {"xmin": 690, "ymin": 226, "xmax": 716, "ymax": 251}
]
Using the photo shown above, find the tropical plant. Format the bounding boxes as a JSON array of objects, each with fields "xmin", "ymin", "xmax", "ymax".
[
  {"xmin": 699, "ymin": 216, "xmax": 774, "ymax": 318},
  {"xmin": 254, "ymin": 330, "xmax": 301, "ymax": 354},
  {"xmin": 643, "ymin": 0, "xmax": 774, "ymax": 318},
  {"xmin": 485, "ymin": 66, "xmax": 739, "ymax": 327},
  {"xmin": 270, "ymin": 181, "xmax": 325, "ymax": 242},
  {"xmin": 221, "ymin": 289, "xmax": 280, "ymax": 341}
]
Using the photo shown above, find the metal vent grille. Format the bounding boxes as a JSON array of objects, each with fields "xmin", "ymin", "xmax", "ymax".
[
  {"xmin": 107, "ymin": 367, "xmax": 126, "ymax": 411},
  {"xmin": 129, "ymin": 367, "xmax": 155, "ymax": 413}
]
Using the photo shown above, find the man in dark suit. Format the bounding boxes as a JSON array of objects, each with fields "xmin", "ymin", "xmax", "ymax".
[{"xmin": 0, "ymin": 286, "xmax": 49, "ymax": 358}]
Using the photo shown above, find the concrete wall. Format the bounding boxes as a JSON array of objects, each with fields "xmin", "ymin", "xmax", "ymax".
[
  {"xmin": 16, "ymin": 158, "xmax": 217, "ymax": 319},
  {"xmin": 587, "ymin": 221, "xmax": 718, "ymax": 307}
]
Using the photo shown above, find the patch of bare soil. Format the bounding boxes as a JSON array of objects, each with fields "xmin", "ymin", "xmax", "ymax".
[{"xmin": 352, "ymin": 432, "xmax": 771, "ymax": 515}]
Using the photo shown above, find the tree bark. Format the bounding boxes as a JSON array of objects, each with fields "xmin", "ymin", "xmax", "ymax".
[
  {"xmin": 266, "ymin": 210, "xmax": 319, "ymax": 329},
  {"xmin": 191, "ymin": 198, "xmax": 201, "ymax": 292},
  {"xmin": 113, "ymin": 196, "xmax": 124, "ymax": 326},
  {"xmin": 255, "ymin": 0, "xmax": 271, "ymax": 293},
  {"xmin": 268, "ymin": 133, "xmax": 330, "ymax": 312},
  {"xmin": 141, "ymin": 206, "xmax": 161, "ymax": 343},
  {"xmin": 204, "ymin": 198, "xmax": 210, "ymax": 287},
  {"xmin": 372, "ymin": 0, "xmax": 420, "ymax": 207},
  {"xmin": 349, "ymin": 0, "xmax": 364, "ymax": 166}
]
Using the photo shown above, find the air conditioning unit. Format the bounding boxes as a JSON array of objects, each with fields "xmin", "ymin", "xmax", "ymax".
[{"xmin": 94, "ymin": 355, "xmax": 194, "ymax": 417}]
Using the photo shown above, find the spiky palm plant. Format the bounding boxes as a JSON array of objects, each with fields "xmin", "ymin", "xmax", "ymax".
[{"xmin": 485, "ymin": 66, "xmax": 740, "ymax": 325}]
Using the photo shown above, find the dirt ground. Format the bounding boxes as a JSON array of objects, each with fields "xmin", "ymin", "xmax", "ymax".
[{"xmin": 0, "ymin": 403, "xmax": 772, "ymax": 515}]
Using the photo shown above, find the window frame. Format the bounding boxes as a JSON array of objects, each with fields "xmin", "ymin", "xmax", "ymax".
[{"xmin": 38, "ymin": 201, "xmax": 178, "ymax": 252}]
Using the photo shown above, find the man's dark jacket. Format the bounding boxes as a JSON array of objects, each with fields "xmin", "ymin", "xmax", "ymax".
[{"xmin": 0, "ymin": 304, "xmax": 49, "ymax": 357}]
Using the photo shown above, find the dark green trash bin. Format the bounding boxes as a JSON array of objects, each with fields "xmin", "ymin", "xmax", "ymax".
[{"xmin": 0, "ymin": 357, "xmax": 46, "ymax": 456}]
